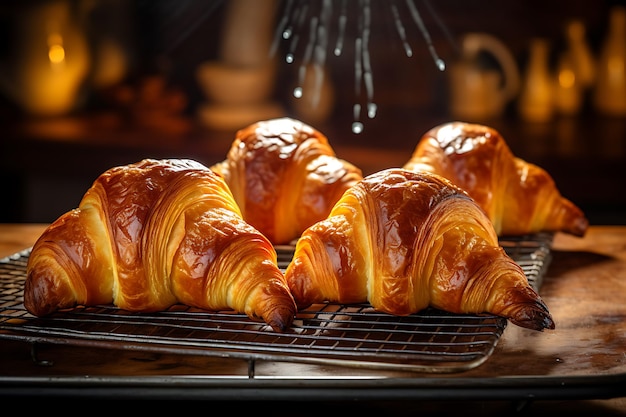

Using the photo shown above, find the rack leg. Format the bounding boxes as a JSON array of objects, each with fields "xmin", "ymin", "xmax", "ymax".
[
  {"xmin": 29, "ymin": 342, "xmax": 54, "ymax": 367},
  {"xmin": 513, "ymin": 399, "xmax": 533, "ymax": 412}
]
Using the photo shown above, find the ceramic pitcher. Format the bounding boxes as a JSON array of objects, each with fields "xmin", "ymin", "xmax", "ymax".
[{"xmin": 448, "ymin": 32, "xmax": 520, "ymax": 120}]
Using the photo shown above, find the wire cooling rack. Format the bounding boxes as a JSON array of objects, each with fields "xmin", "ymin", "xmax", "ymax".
[{"xmin": 0, "ymin": 233, "xmax": 552, "ymax": 374}]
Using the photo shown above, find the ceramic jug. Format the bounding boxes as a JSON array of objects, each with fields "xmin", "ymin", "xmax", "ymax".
[{"xmin": 448, "ymin": 32, "xmax": 520, "ymax": 120}]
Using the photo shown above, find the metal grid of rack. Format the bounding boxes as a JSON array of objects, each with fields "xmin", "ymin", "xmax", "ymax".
[{"xmin": 0, "ymin": 233, "xmax": 552, "ymax": 374}]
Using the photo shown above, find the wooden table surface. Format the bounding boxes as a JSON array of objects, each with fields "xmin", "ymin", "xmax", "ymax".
[{"xmin": 1, "ymin": 223, "xmax": 625, "ymax": 413}]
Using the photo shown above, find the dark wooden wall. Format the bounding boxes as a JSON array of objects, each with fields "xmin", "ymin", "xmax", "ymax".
[{"xmin": 1, "ymin": 0, "xmax": 625, "ymax": 224}]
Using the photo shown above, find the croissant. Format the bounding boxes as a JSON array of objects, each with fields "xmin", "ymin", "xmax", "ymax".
[
  {"xmin": 23, "ymin": 158, "xmax": 297, "ymax": 332},
  {"xmin": 285, "ymin": 168, "xmax": 555, "ymax": 331},
  {"xmin": 211, "ymin": 117, "xmax": 363, "ymax": 244},
  {"xmin": 403, "ymin": 122, "xmax": 588, "ymax": 237}
]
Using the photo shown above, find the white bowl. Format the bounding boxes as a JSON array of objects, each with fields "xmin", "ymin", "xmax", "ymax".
[{"xmin": 196, "ymin": 60, "xmax": 277, "ymax": 106}]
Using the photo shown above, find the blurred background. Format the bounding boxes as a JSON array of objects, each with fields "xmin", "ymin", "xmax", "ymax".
[{"xmin": 1, "ymin": 0, "xmax": 625, "ymax": 225}]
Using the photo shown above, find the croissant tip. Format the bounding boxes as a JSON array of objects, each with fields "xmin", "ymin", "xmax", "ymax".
[
  {"xmin": 510, "ymin": 316, "xmax": 555, "ymax": 331},
  {"xmin": 268, "ymin": 317, "xmax": 295, "ymax": 333},
  {"xmin": 509, "ymin": 305, "xmax": 555, "ymax": 331},
  {"xmin": 264, "ymin": 305, "xmax": 297, "ymax": 332},
  {"xmin": 573, "ymin": 217, "xmax": 589, "ymax": 237}
]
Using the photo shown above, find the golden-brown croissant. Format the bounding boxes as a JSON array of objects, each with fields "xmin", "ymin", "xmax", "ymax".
[
  {"xmin": 403, "ymin": 122, "xmax": 588, "ymax": 237},
  {"xmin": 211, "ymin": 117, "xmax": 363, "ymax": 245},
  {"xmin": 285, "ymin": 168, "xmax": 555, "ymax": 331},
  {"xmin": 24, "ymin": 158, "xmax": 297, "ymax": 332}
]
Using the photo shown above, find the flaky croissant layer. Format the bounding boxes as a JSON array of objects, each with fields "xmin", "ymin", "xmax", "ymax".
[
  {"xmin": 285, "ymin": 168, "xmax": 555, "ymax": 331},
  {"xmin": 24, "ymin": 158, "xmax": 297, "ymax": 332},
  {"xmin": 403, "ymin": 122, "xmax": 588, "ymax": 237},
  {"xmin": 211, "ymin": 117, "xmax": 363, "ymax": 244}
]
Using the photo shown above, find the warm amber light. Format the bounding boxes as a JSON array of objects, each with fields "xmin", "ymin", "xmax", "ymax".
[
  {"xmin": 559, "ymin": 69, "xmax": 576, "ymax": 89},
  {"xmin": 47, "ymin": 33, "xmax": 65, "ymax": 64},
  {"xmin": 48, "ymin": 44, "xmax": 65, "ymax": 63},
  {"xmin": 608, "ymin": 56, "xmax": 625, "ymax": 77}
]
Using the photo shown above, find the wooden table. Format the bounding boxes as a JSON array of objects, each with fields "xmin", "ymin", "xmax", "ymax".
[{"xmin": 1, "ymin": 223, "xmax": 625, "ymax": 414}]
